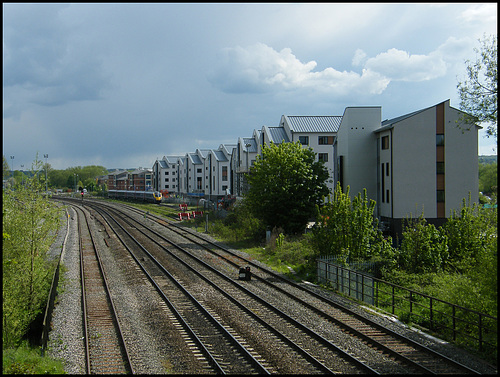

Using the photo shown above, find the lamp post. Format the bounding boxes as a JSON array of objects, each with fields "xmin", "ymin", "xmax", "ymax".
[
  {"xmin": 44, "ymin": 154, "xmax": 48, "ymax": 193},
  {"xmin": 10, "ymin": 156, "xmax": 14, "ymax": 182},
  {"xmin": 245, "ymin": 143, "xmax": 251, "ymax": 194}
]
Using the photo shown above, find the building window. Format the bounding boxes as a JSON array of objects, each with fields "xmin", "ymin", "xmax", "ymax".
[
  {"xmin": 381, "ymin": 135, "xmax": 389, "ymax": 150},
  {"xmin": 197, "ymin": 168, "xmax": 202, "ymax": 173},
  {"xmin": 318, "ymin": 136, "xmax": 334, "ymax": 145},
  {"xmin": 318, "ymin": 153, "xmax": 328, "ymax": 162},
  {"xmin": 298, "ymin": 136, "xmax": 309, "ymax": 145},
  {"xmin": 436, "ymin": 134, "xmax": 445, "ymax": 146},
  {"xmin": 165, "ymin": 178, "xmax": 169, "ymax": 182},
  {"xmin": 381, "ymin": 163, "xmax": 385, "ymax": 203},
  {"xmin": 436, "ymin": 162, "xmax": 445, "ymax": 174},
  {"xmin": 222, "ymin": 166, "xmax": 228, "ymax": 181},
  {"xmin": 437, "ymin": 190, "xmax": 445, "ymax": 202}
]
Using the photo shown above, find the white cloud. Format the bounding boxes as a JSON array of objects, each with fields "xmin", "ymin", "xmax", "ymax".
[
  {"xmin": 363, "ymin": 48, "xmax": 447, "ymax": 82},
  {"xmin": 209, "ymin": 43, "xmax": 390, "ymax": 97},
  {"xmin": 352, "ymin": 49, "xmax": 367, "ymax": 67},
  {"xmin": 459, "ymin": 3, "xmax": 497, "ymax": 24}
]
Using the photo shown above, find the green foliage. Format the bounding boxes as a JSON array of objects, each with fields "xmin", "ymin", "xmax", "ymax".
[
  {"xmin": 50, "ymin": 165, "xmax": 107, "ymax": 191},
  {"xmin": 3, "ymin": 342, "xmax": 65, "ymax": 374},
  {"xmin": 396, "ymin": 216, "xmax": 448, "ymax": 274},
  {"xmin": 441, "ymin": 196, "xmax": 488, "ymax": 272},
  {"xmin": 3, "ymin": 158, "xmax": 61, "ymax": 348},
  {"xmin": 311, "ymin": 182, "xmax": 394, "ymax": 263},
  {"xmin": 479, "ymin": 162, "xmax": 497, "ymax": 197},
  {"xmin": 245, "ymin": 142, "xmax": 329, "ymax": 234},
  {"xmin": 457, "ymin": 34, "xmax": 497, "ymax": 138},
  {"xmin": 206, "ymin": 200, "xmax": 265, "ymax": 245}
]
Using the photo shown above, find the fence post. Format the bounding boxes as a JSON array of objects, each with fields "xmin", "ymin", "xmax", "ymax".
[
  {"xmin": 452, "ymin": 305, "xmax": 456, "ymax": 341},
  {"xmin": 430, "ymin": 297, "xmax": 433, "ymax": 330},
  {"xmin": 392, "ymin": 285, "xmax": 395, "ymax": 314},
  {"xmin": 361, "ymin": 274, "xmax": 364, "ymax": 302},
  {"xmin": 478, "ymin": 313, "xmax": 483, "ymax": 352}
]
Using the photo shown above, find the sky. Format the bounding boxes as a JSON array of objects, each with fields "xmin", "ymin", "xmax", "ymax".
[{"xmin": 3, "ymin": 3, "xmax": 497, "ymax": 171}]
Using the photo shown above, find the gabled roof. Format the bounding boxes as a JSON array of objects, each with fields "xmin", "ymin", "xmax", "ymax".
[
  {"xmin": 242, "ymin": 137, "xmax": 258, "ymax": 153},
  {"xmin": 164, "ymin": 155, "xmax": 183, "ymax": 165},
  {"xmin": 188, "ymin": 152, "xmax": 203, "ymax": 164},
  {"xmin": 212, "ymin": 150, "xmax": 228, "ymax": 162},
  {"xmin": 283, "ymin": 115, "xmax": 342, "ymax": 133},
  {"xmin": 262, "ymin": 125, "xmax": 290, "ymax": 144},
  {"xmin": 376, "ymin": 100, "xmax": 454, "ymax": 133}
]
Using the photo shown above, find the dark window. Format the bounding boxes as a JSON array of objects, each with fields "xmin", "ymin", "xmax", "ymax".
[
  {"xmin": 437, "ymin": 190, "xmax": 445, "ymax": 202},
  {"xmin": 381, "ymin": 163, "xmax": 385, "ymax": 203},
  {"xmin": 318, "ymin": 153, "xmax": 328, "ymax": 162},
  {"xmin": 318, "ymin": 136, "xmax": 333, "ymax": 145},
  {"xmin": 299, "ymin": 136, "xmax": 309, "ymax": 145},
  {"xmin": 381, "ymin": 135, "xmax": 389, "ymax": 150},
  {"xmin": 436, "ymin": 134, "xmax": 445, "ymax": 146}
]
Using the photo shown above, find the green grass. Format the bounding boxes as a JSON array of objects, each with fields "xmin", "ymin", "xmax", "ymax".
[{"xmin": 2, "ymin": 342, "xmax": 65, "ymax": 374}]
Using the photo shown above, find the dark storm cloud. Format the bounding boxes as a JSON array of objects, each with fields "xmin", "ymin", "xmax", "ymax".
[{"xmin": 3, "ymin": 3, "xmax": 110, "ymax": 110}]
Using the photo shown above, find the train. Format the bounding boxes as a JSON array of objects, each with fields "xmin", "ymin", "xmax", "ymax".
[{"xmin": 107, "ymin": 189, "xmax": 163, "ymax": 204}]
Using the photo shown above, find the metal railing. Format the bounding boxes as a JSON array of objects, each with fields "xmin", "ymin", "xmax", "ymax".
[{"xmin": 317, "ymin": 258, "xmax": 497, "ymax": 360}]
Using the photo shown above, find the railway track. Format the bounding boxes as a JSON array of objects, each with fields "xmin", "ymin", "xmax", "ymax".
[
  {"xmin": 122, "ymin": 200, "xmax": 483, "ymax": 375},
  {"xmin": 74, "ymin": 204, "xmax": 134, "ymax": 374},
  {"xmin": 85, "ymin": 200, "xmax": 376, "ymax": 374},
  {"xmin": 55, "ymin": 197, "xmax": 488, "ymax": 374}
]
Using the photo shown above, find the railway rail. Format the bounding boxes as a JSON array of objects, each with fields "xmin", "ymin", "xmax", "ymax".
[
  {"xmin": 53, "ymin": 197, "xmax": 491, "ymax": 374},
  {"xmin": 116, "ymin": 199, "xmax": 483, "ymax": 375},
  {"xmin": 87, "ymin": 200, "xmax": 369, "ymax": 373},
  {"xmin": 74, "ymin": 204, "xmax": 134, "ymax": 374}
]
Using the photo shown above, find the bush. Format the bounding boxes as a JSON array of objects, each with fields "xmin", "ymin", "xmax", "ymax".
[{"xmin": 3, "ymin": 159, "xmax": 61, "ymax": 348}]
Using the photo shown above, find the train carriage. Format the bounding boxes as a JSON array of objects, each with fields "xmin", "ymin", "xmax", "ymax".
[{"xmin": 108, "ymin": 189, "xmax": 162, "ymax": 204}]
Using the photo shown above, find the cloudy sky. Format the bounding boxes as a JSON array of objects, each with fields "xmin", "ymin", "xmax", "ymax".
[{"xmin": 3, "ymin": 3, "xmax": 497, "ymax": 170}]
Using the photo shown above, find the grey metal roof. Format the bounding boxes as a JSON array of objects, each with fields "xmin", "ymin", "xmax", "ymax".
[
  {"xmin": 189, "ymin": 153, "xmax": 203, "ymax": 164},
  {"xmin": 285, "ymin": 116, "xmax": 342, "ymax": 133},
  {"xmin": 213, "ymin": 150, "xmax": 228, "ymax": 162},
  {"xmin": 267, "ymin": 127, "xmax": 289, "ymax": 143},
  {"xmin": 242, "ymin": 137, "xmax": 258, "ymax": 153}
]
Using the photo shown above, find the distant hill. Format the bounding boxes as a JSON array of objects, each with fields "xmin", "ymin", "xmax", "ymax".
[{"xmin": 479, "ymin": 155, "xmax": 497, "ymax": 164}]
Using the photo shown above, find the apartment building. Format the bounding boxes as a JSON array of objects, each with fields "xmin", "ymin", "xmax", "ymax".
[
  {"xmin": 374, "ymin": 99, "xmax": 479, "ymax": 235},
  {"xmin": 151, "ymin": 99, "xmax": 479, "ymax": 238},
  {"xmin": 279, "ymin": 115, "xmax": 343, "ymax": 194},
  {"xmin": 232, "ymin": 133, "xmax": 260, "ymax": 197},
  {"xmin": 152, "ymin": 155, "xmax": 182, "ymax": 194}
]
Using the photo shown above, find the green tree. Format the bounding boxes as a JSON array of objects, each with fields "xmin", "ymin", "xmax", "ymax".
[
  {"xmin": 457, "ymin": 34, "xmax": 497, "ymax": 139},
  {"xmin": 245, "ymin": 142, "xmax": 329, "ymax": 234},
  {"xmin": 3, "ymin": 158, "xmax": 61, "ymax": 347},
  {"xmin": 441, "ymin": 195, "xmax": 496, "ymax": 273},
  {"xmin": 479, "ymin": 162, "xmax": 497, "ymax": 197},
  {"xmin": 311, "ymin": 182, "xmax": 394, "ymax": 263},
  {"xmin": 396, "ymin": 215, "xmax": 448, "ymax": 274}
]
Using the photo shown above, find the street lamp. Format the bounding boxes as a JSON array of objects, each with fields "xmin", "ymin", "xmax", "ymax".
[
  {"xmin": 10, "ymin": 156, "xmax": 14, "ymax": 181},
  {"xmin": 245, "ymin": 143, "xmax": 251, "ymax": 193},
  {"xmin": 44, "ymin": 154, "xmax": 48, "ymax": 193}
]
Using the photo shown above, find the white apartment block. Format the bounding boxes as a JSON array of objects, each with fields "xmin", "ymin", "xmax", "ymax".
[
  {"xmin": 152, "ymin": 99, "xmax": 479, "ymax": 238},
  {"xmin": 374, "ymin": 100, "xmax": 479, "ymax": 235}
]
